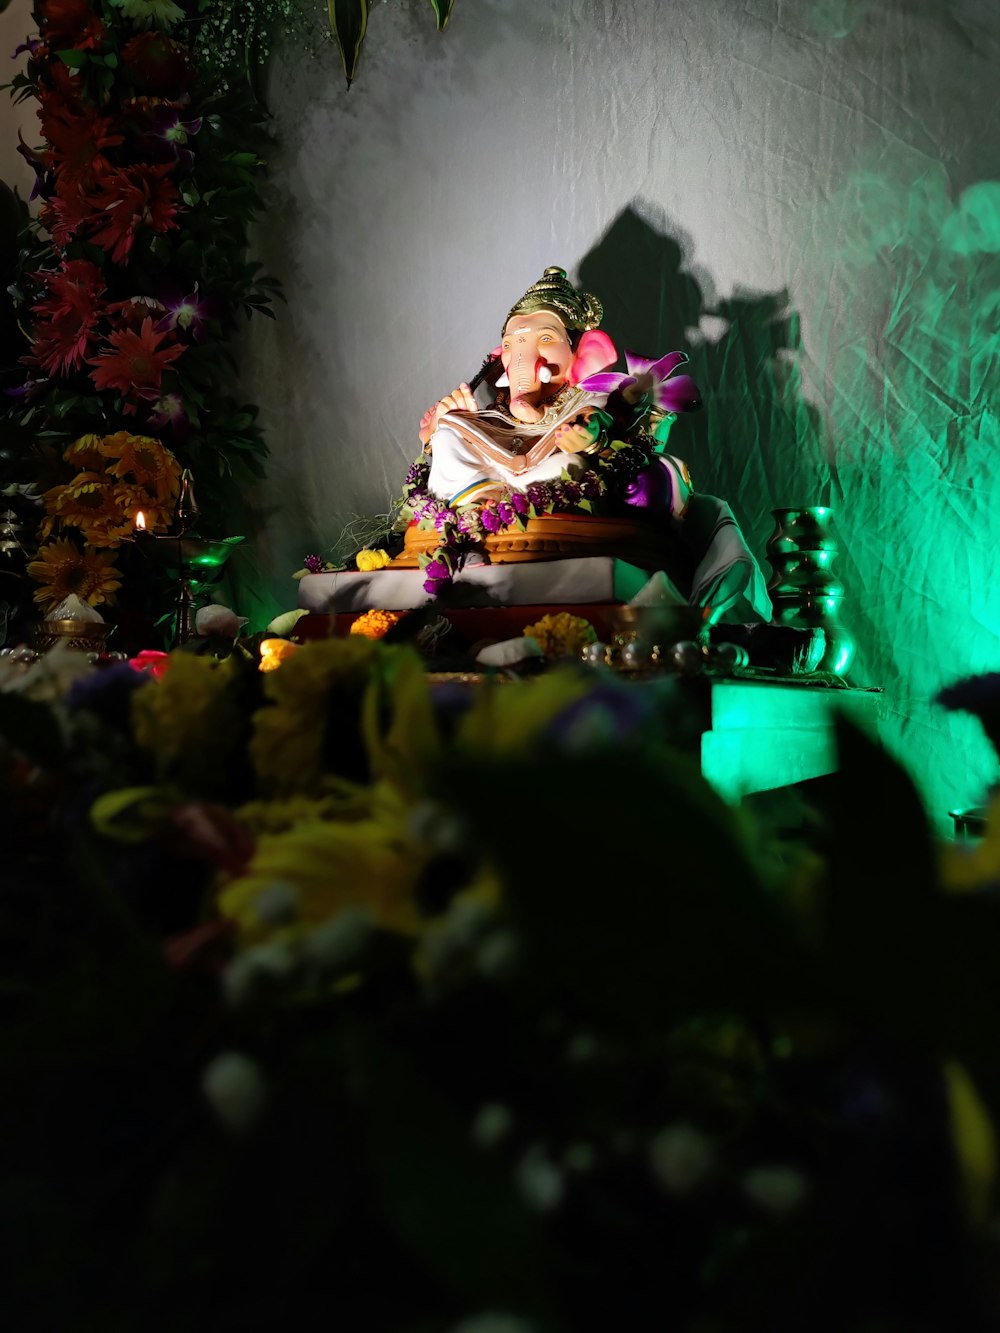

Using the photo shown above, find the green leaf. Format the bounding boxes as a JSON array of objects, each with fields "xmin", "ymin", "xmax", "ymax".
[
  {"xmin": 427, "ymin": 0, "xmax": 456, "ymax": 29},
  {"xmin": 0, "ymin": 693, "xmax": 67, "ymax": 769},
  {"xmin": 577, "ymin": 498, "xmax": 593, "ymax": 513},
  {"xmin": 328, "ymin": 0, "xmax": 369, "ymax": 87},
  {"xmin": 55, "ymin": 49, "xmax": 88, "ymax": 68}
]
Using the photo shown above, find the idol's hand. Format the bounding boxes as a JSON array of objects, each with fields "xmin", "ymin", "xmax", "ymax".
[
  {"xmin": 553, "ymin": 409, "xmax": 602, "ymax": 454},
  {"xmin": 418, "ymin": 382, "xmax": 478, "ymax": 446}
]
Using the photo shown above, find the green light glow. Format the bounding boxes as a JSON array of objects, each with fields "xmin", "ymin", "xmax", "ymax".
[{"xmin": 690, "ymin": 166, "xmax": 1000, "ymax": 830}]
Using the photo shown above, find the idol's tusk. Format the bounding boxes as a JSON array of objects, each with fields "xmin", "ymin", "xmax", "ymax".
[
  {"xmin": 495, "ymin": 372, "xmax": 510, "ymax": 387},
  {"xmin": 538, "ymin": 366, "xmax": 552, "ymax": 383}
]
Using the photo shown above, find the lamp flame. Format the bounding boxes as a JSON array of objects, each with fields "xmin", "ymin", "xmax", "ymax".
[{"xmin": 134, "ymin": 510, "xmax": 146, "ymax": 531}]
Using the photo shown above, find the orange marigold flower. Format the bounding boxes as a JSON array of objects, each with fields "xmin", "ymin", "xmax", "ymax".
[{"xmin": 350, "ymin": 609, "xmax": 404, "ymax": 640}]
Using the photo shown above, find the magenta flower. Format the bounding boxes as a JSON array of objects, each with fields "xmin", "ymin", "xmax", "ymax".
[
  {"xmin": 580, "ymin": 349, "xmax": 702, "ymax": 414},
  {"xmin": 148, "ymin": 390, "xmax": 190, "ymax": 439},
  {"xmin": 144, "ymin": 107, "xmax": 203, "ymax": 172},
  {"xmin": 303, "ymin": 554, "xmax": 325, "ymax": 573},
  {"xmin": 422, "ymin": 557, "xmax": 453, "ymax": 595},
  {"xmin": 156, "ymin": 285, "xmax": 217, "ymax": 342}
]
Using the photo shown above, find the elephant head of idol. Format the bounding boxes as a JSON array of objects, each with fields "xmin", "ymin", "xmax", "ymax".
[{"xmin": 494, "ymin": 266, "xmax": 617, "ymax": 423}]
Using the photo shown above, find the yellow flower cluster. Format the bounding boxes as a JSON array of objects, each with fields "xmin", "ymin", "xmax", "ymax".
[
  {"xmin": 250, "ymin": 635, "xmax": 383, "ymax": 796},
  {"xmin": 30, "ymin": 432, "xmax": 182, "ymax": 610},
  {"xmin": 27, "ymin": 537, "xmax": 122, "ymax": 611},
  {"xmin": 350, "ymin": 609, "xmax": 403, "ymax": 639},
  {"xmin": 41, "ymin": 432, "xmax": 181, "ymax": 548},
  {"xmin": 522, "ymin": 611, "xmax": 598, "ymax": 660},
  {"xmin": 132, "ymin": 653, "xmax": 245, "ymax": 797},
  {"xmin": 259, "ymin": 638, "xmax": 301, "ymax": 672},
  {"xmin": 219, "ymin": 785, "xmax": 429, "ymax": 945},
  {"xmin": 102, "ymin": 640, "xmax": 608, "ymax": 970},
  {"xmin": 355, "ymin": 548, "xmax": 392, "ymax": 572}
]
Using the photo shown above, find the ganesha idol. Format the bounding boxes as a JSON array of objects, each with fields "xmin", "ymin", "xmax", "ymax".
[{"xmin": 394, "ymin": 266, "xmax": 771, "ymax": 624}]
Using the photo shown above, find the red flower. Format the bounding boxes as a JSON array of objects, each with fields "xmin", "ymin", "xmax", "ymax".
[
  {"xmin": 128, "ymin": 648, "xmax": 171, "ymax": 678},
  {"xmin": 38, "ymin": 0, "xmax": 106, "ymax": 51},
  {"xmin": 46, "ymin": 186, "xmax": 101, "ymax": 248},
  {"xmin": 88, "ymin": 316, "xmax": 184, "ymax": 408},
  {"xmin": 122, "ymin": 32, "xmax": 196, "ymax": 96},
  {"xmin": 40, "ymin": 102, "xmax": 123, "ymax": 191},
  {"xmin": 25, "ymin": 259, "xmax": 106, "ymax": 376},
  {"xmin": 88, "ymin": 163, "xmax": 179, "ymax": 265}
]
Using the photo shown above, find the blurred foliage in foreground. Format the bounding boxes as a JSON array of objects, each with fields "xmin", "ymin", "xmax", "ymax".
[{"xmin": 2, "ymin": 642, "xmax": 1000, "ymax": 1332}]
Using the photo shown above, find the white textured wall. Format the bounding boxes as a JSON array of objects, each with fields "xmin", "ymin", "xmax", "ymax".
[
  {"xmin": 239, "ymin": 0, "xmax": 999, "ymax": 827},
  {"xmin": 3, "ymin": 0, "xmax": 998, "ymax": 826}
]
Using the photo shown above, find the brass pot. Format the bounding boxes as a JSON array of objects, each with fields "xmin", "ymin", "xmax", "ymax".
[{"xmin": 29, "ymin": 619, "xmax": 114, "ymax": 653}]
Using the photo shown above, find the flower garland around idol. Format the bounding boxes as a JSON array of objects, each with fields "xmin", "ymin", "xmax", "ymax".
[{"xmin": 401, "ymin": 434, "xmax": 659, "ymax": 596}]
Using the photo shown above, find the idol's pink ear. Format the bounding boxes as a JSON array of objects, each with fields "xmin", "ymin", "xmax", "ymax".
[
  {"xmin": 490, "ymin": 345, "xmax": 503, "ymax": 359},
  {"xmin": 568, "ymin": 329, "xmax": 618, "ymax": 386}
]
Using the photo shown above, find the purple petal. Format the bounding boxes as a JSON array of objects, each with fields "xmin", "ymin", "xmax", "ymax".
[
  {"xmin": 654, "ymin": 374, "xmax": 702, "ymax": 414},
  {"xmin": 578, "ymin": 372, "xmax": 631, "ymax": 394},
  {"xmin": 623, "ymin": 351, "xmax": 656, "ymax": 377},
  {"xmin": 648, "ymin": 350, "xmax": 688, "ymax": 381}
]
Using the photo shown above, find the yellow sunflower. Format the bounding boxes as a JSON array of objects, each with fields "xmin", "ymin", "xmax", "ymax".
[
  {"xmin": 28, "ymin": 537, "xmax": 122, "ymax": 610},
  {"xmin": 64, "ymin": 434, "xmax": 106, "ymax": 470},
  {"xmin": 102, "ymin": 431, "xmax": 181, "ymax": 502},
  {"xmin": 49, "ymin": 471, "xmax": 122, "ymax": 531},
  {"xmin": 112, "ymin": 482, "xmax": 175, "ymax": 536},
  {"xmin": 219, "ymin": 784, "xmax": 430, "ymax": 945}
]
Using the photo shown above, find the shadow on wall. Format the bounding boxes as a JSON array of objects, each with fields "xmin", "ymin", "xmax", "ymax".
[
  {"xmin": 579, "ymin": 202, "xmax": 830, "ymax": 528},
  {"xmin": 577, "ymin": 204, "xmax": 884, "ymax": 688}
]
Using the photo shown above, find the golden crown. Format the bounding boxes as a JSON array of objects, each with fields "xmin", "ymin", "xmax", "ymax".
[{"xmin": 503, "ymin": 266, "xmax": 603, "ymax": 338}]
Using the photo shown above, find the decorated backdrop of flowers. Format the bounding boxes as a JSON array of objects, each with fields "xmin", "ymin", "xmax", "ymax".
[{"xmin": 3, "ymin": 0, "xmax": 278, "ymax": 566}]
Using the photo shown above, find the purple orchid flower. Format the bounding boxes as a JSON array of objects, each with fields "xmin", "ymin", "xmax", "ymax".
[
  {"xmin": 580, "ymin": 349, "xmax": 702, "ymax": 415},
  {"xmin": 144, "ymin": 107, "xmax": 203, "ymax": 172},
  {"xmin": 155, "ymin": 285, "xmax": 217, "ymax": 342},
  {"xmin": 303, "ymin": 554, "xmax": 326, "ymax": 573},
  {"xmin": 148, "ymin": 391, "xmax": 190, "ymax": 440},
  {"xmin": 12, "ymin": 36, "xmax": 41, "ymax": 59}
]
